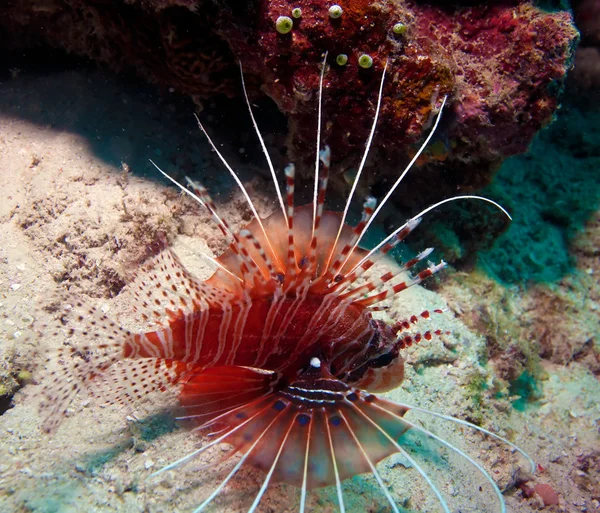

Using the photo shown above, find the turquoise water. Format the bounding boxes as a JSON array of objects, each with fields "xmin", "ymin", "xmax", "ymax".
[{"xmin": 480, "ymin": 99, "xmax": 600, "ymax": 284}]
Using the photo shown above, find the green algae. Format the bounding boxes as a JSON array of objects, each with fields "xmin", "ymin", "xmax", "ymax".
[
  {"xmin": 20, "ymin": 484, "xmax": 80, "ymax": 513},
  {"xmin": 534, "ymin": 0, "xmax": 572, "ymax": 12},
  {"xmin": 79, "ymin": 443, "xmax": 131, "ymax": 476},
  {"xmin": 509, "ymin": 371, "xmax": 543, "ymax": 411},
  {"xmin": 463, "ymin": 372, "xmax": 488, "ymax": 412},
  {"xmin": 136, "ymin": 412, "xmax": 178, "ymax": 442},
  {"xmin": 422, "ymin": 99, "xmax": 598, "ymax": 286}
]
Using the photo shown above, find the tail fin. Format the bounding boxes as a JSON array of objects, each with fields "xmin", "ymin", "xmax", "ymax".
[{"xmin": 37, "ymin": 298, "xmax": 127, "ymax": 433}]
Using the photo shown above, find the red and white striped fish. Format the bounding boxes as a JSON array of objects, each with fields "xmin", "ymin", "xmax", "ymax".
[{"xmin": 39, "ymin": 55, "xmax": 535, "ymax": 513}]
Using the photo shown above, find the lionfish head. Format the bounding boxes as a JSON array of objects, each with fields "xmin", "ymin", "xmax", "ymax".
[{"xmin": 341, "ymin": 319, "xmax": 406, "ymax": 393}]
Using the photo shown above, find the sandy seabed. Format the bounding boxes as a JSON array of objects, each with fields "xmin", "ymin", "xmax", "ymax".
[{"xmin": 0, "ymin": 69, "xmax": 598, "ymax": 513}]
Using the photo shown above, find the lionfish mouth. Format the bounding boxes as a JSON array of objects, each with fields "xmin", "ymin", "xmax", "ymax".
[{"xmin": 37, "ymin": 52, "xmax": 534, "ymax": 513}]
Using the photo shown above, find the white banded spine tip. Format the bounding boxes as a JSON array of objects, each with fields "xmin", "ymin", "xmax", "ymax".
[
  {"xmin": 409, "ymin": 260, "xmax": 446, "ymax": 286},
  {"xmin": 421, "ymin": 261, "xmax": 446, "ymax": 277},
  {"xmin": 417, "ymin": 247, "xmax": 434, "ymax": 260},
  {"xmin": 186, "ymin": 177, "xmax": 207, "ymax": 193},
  {"xmin": 284, "ymin": 163, "xmax": 295, "ymax": 177},
  {"xmin": 437, "ymin": 94, "xmax": 448, "ymax": 111},
  {"xmin": 364, "ymin": 196, "xmax": 377, "ymax": 210},
  {"xmin": 319, "ymin": 146, "xmax": 331, "ymax": 168},
  {"xmin": 407, "ymin": 217, "xmax": 422, "ymax": 231}
]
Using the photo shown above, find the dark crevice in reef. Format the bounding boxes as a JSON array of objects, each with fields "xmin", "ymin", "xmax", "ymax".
[
  {"xmin": 0, "ymin": 371, "xmax": 32, "ymax": 416},
  {"xmin": 0, "ymin": 47, "xmax": 96, "ymax": 79},
  {"xmin": 0, "ymin": 393, "xmax": 14, "ymax": 416}
]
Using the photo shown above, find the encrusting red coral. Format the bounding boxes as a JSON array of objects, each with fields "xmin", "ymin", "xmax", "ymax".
[
  {"xmin": 0, "ymin": 0, "xmax": 579, "ymax": 208},
  {"xmin": 223, "ymin": 1, "xmax": 579, "ymax": 203}
]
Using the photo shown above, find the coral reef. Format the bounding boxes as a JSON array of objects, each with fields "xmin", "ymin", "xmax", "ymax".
[
  {"xmin": 571, "ymin": 0, "xmax": 600, "ymax": 93},
  {"xmin": 0, "ymin": 1, "xmax": 579, "ymax": 213},
  {"xmin": 224, "ymin": 1, "xmax": 579, "ymax": 207}
]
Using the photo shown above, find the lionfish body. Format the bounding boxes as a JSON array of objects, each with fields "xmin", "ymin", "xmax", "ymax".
[
  {"xmin": 39, "ymin": 57, "xmax": 534, "ymax": 512},
  {"xmin": 130, "ymin": 206, "xmax": 403, "ymax": 388}
]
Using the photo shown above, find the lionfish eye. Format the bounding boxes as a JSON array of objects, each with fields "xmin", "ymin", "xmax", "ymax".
[
  {"xmin": 370, "ymin": 351, "xmax": 395, "ymax": 368},
  {"xmin": 334, "ymin": 274, "xmax": 343, "ymax": 282}
]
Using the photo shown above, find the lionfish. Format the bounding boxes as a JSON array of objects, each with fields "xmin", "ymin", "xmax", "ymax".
[{"xmin": 39, "ymin": 55, "xmax": 535, "ymax": 512}]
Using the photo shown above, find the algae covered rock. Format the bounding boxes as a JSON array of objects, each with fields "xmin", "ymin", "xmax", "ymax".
[{"xmin": 0, "ymin": 1, "xmax": 580, "ymax": 212}]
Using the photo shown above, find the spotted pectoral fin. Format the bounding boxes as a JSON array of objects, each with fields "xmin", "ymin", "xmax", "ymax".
[
  {"xmin": 38, "ymin": 341, "xmax": 118, "ymax": 434},
  {"xmin": 36, "ymin": 294, "xmax": 193, "ymax": 433},
  {"xmin": 36, "ymin": 298, "xmax": 132, "ymax": 434},
  {"xmin": 127, "ymin": 248, "xmax": 235, "ymax": 328},
  {"xmin": 86, "ymin": 357, "xmax": 190, "ymax": 412}
]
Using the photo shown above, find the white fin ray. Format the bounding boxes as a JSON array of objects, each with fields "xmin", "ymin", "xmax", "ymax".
[
  {"xmin": 149, "ymin": 395, "xmax": 272, "ymax": 477},
  {"xmin": 369, "ymin": 398, "xmax": 533, "ymax": 513},
  {"xmin": 349, "ymin": 400, "xmax": 451, "ymax": 513},
  {"xmin": 325, "ymin": 409, "xmax": 346, "ymax": 513},
  {"xmin": 239, "ymin": 62, "xmax": 288, "ymax": 227},
  {"xmin": 350, "ymin": 195, "xmax": 511, "ymax": 276},
  {"xmin": 192, "ymin": 406, "xmax": 285, "ymax": 513},
  {"xmin": 312, "ymin": 52, "xmax": 328, "ymax": 242},
  {"xmin": 191, "ymin": 113, "xmax": 283, "ymax": 270},
  {"xmin": 403, "ymin": 403, "xmax": 536, "ymax": 473},
  {"xmin": 333, "ymin": 95, "xmax": 448, "ymax": 279},
  {"xmin": 326, "ymin": 60, "xmax": 389, "ymax": 273},
  {"xmin": 149, "ymin": 160, "xmax": 256, "ymax": 287},
  {"xmin": 357, "ymin": 96, "xmax": 449, "ymax": 245},
  {"xmin": 299, "ymin": 413, "xmax": 313, "ymax": 513},
  {"xmin": 247, "ymin": 414, "xmax": 297, "ymax": 513},
  {"xmin": 338, "ymin": 410, "xmax": 400, "ymax": 513}
]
